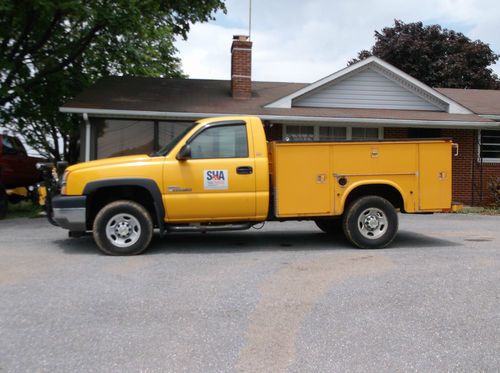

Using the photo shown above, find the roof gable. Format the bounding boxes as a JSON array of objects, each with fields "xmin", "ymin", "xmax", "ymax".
[
  {"xmin": 265, "ymin": 56, "xmax": 473, "ymax": 114},
  {"xmin": 293, "ymin": 66, "xmax": 444, "ymax": 111}
]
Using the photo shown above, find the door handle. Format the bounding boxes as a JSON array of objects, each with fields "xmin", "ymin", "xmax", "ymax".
[{"xmin": 236, "ymin": 166, "xmax": 253, "ymax": 175}]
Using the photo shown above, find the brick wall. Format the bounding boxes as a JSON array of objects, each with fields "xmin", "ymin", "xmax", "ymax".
[
  {"xmin": 440, "ymin": 129, "xmax": 473, "ymax": 205},
  {"xmin": 384, "ymin": 128, "xmax": 409, "ymax": 139},
  {"xmin": 478, "ymin": 162, "xmax": 500, "ymax": 206},
  {"xmin": 442, "ymin": 129, "xmax": 500, "ymax": 206}
]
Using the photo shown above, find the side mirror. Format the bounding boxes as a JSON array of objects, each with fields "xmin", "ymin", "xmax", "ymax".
[
  {"xmin": 56, "ymin": 161, "xmax": 68, "ymax": 174},
  {"xmin": 176, "ymin": 144, "xmax": 191, "ymax": 161}
]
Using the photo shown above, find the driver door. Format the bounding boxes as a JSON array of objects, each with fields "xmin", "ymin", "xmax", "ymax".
[{"xmin": 163, "ymin": 120, "xmax": 256, "ymax": 222}]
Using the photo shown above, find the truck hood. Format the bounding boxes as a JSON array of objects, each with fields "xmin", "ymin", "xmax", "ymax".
[{"xmin": 66, "ymin": 154, "xmax": 153, "ymax": 172}]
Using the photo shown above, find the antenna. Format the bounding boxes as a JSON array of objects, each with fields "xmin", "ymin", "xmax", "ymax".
[{"xmin": 248, "ymin": 0, "xmax": 252, "ymax": 40}]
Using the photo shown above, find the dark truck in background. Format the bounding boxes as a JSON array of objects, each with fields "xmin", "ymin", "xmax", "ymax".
[{"xmin": 0, "ymin": 133, "xmax": 43, "ymax": 218}]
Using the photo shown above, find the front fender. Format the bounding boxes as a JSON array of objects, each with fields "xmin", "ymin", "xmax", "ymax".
[{"xmin": 83, "ymin": 178, "xmax": 166, "ymax": 236}]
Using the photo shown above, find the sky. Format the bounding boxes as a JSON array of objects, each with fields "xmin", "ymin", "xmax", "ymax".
[{"xmin": 175, "ymin": 0, "xmax": 500, "ymax": 83}]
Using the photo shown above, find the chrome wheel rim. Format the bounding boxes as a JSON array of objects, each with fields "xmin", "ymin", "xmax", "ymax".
[
  {"xmin": 105, "ymin": 213, "xmax": 141, "ymax": 248},
  {"xmin": 357, "ymin": 207, "xmax": 387, "ymax": 240}
]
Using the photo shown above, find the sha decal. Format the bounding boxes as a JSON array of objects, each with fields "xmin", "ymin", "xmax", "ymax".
[{"xmin": 204, "ymin": 169, "xmax": 228, "ymax": 190}]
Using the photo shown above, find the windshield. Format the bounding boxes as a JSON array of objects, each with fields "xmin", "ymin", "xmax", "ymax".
[{"xmin": 154, "ymin": 122, "xmax": 197, "ymax": 156}]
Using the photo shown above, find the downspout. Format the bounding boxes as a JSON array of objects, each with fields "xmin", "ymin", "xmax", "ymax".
[
  {"xmin": 480, "ymin": 130, "xmax": 484, "ymax": 204},
  {"xmin": 83, "ymin": 113, "xmax": 91, "ymax": 161},
  {"xmin": 471, "ymin": 131, "xmax": 475, "ymax": 206}
]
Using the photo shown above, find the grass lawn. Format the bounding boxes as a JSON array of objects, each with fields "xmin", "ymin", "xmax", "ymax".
[
  {"xmin": 456, "ymin": 206, "xmax": 500, "ymax": 215},
  {"xmin": 5, "ymin": 201, "xmax": 43, "ymax": 219}
]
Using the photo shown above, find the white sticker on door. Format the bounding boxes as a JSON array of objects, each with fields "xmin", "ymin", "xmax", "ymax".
[{"xmin": 204, "ymin": 169, "xmax": 228, "ymax": 190}]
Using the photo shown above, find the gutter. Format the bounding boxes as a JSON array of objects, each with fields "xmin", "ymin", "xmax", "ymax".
[
  {"xmin": 60, "ymin": 107, "xmax": 500, "ymax": 129},
  {"xmin": 480, "ymin": 115, "xmax": 500, "ymax": 121}
]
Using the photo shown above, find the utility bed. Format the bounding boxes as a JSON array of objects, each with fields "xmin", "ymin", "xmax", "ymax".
[{"xmin": 268, "ymin": 139, "xmax": 453, "ymax": 217}]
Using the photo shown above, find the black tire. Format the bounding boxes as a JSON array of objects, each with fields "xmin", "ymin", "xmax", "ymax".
[
  {"xmin": 343, "ymin": 196, "xmax": 398, "ymax": 249},
  {"xmin": 314, "ymin": 217, "xmax": 343, "ymax": 235},
  {"xmin": 93, "ymin": 200, "xmax": 153, "ymax": 255},
  {"xmin": 0, "ymin": 184, "xmax": 7, "ymax": 219}
]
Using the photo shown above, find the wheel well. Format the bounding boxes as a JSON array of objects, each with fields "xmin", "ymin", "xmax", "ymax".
[
  {"xmin": 86, "ymin": 186, "xmax": 157, "ymax": 229},
  {"xmin": 344, "ymin": 184, "xmax": 404, "ymax": 212}
]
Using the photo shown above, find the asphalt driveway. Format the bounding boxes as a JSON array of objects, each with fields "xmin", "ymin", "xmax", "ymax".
[{"xmin": 1, "ymin": 213, "xmax": 499, "ymax": 372}]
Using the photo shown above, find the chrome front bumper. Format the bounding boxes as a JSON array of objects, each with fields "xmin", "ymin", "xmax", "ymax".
[{"xmin": 52, "ymin": 195, "xmax": 87, "ymax": 231}]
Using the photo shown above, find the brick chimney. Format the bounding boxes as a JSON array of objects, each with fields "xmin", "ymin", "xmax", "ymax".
[{"xmin": 231, "ymin": 35, "xmax": 252, "ymax": 99}]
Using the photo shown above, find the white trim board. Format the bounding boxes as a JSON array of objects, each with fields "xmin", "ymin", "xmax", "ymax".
[
  {"xmin": 60, "ymin": 107, "xmax": 500, "ymax": 129},
  {"xmin": 480, "ymin": 115, "xmax": 500, "ymax": 121}
]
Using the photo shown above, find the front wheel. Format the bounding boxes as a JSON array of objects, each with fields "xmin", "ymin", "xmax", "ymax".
[
  {"xmin": 343, "ymin": 196, "xmax": 398, "ymax": 249},
  {"xmin": 93, "ymin": 200, "xmax": 153, "ymax": 255}
]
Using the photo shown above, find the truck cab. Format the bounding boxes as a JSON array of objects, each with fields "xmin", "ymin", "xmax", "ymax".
[
  {"xmin": 162, "ymin": 117, "xmax": 269, "ymax": 222},
  {"xmin": 0, "ymin": 134, "xmax": 43, "ymax": 218},
  {"xmin": 0, "ymin": 134, "xmax": 42, "ymax": 188}
]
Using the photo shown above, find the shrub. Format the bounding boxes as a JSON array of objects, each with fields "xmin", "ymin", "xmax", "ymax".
[{"xmin": 488, "ymin": 176, "xmax": 500, "ymax": 207}]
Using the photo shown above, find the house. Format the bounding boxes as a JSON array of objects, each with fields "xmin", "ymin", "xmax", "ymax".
[{"xmin": 61, "ymin": 35, "xmax": 500, "ymax": 206}]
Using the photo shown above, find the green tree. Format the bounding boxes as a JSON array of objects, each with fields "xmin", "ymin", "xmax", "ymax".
[
  {"xmin": 350, "ymin": 20, "xmax": 499, "ymax": 89},
  {"xmin": 0, "ymin": 0, "xmax": 226, "ymax": 161}
]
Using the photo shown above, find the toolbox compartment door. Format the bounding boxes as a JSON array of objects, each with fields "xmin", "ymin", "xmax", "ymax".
[
  {"xmin": 418, "ymin": 142, "xmax": 452, "ymax": 210},
  {"xmin": 273, "ymin": 144, "xmax": 332, "ymax": 217}
]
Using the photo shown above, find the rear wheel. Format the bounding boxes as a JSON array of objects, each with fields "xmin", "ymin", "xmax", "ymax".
[
  {"xmin": 314, "ymin": 217, "xmax": 343, "ymax": 235},
  {"xmin": 93, "ymin": 200, "xmax": 153, "ymax": 255},
  {"xmin": 0, "ymin": 185, "xmax": 7, "ymax": 219},
  {"xmin": 343, "ymin": 196, "xmax": 398, "ymax": 249}
]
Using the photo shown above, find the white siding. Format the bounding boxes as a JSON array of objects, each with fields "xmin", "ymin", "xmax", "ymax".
[{"xmin": 293, "ymin": 68, "xmax": 442, "ymax": 111}]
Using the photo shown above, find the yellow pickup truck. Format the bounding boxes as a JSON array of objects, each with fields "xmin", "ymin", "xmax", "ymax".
[{"xmin": 48, "ymin": 116, "xmax": 456, "ymax": 255}]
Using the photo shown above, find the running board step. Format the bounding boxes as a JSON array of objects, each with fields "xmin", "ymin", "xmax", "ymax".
[{"xmin": 167, "ymin": 223, "xmax": 253, "ymax": 233}]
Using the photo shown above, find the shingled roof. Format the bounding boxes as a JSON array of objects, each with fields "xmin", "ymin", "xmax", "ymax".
[
  {"xmin": 436, "ymin": 88, "xmax": 500, "ymax": 116},
  {"xmin": 61, "ymin": 76, "xmax": 499, "ymax": 126}
]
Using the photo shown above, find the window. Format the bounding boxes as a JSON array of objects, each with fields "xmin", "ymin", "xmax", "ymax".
[
  {"xmin": 12, "ymin": 137, "xmax": 27, "ymax": 154},
  {"xmin": 319, "ymin": 127, "xmax": 346, "ymax": 141},
  {"xmin": 1, "ymin": 136, "xmax": 17, "ymax": 155},
  {"xmin": 285, "ymin": 125, "xmax": 314, "ymax": 141},
  {"xmin": 157, "ymin": 122, "xmax": 196, "ymax": 156},
  {"xmin": 91, "ymin": 118, "xmax": 197, "ymax": 159},
  {"xmin": 352, "ymin": 127, "xmax": 379, "ymax": 140},
  {"xmin": 158, "ymin": 121, "xmax": 194, "ymax": 149},
  {"xmin": 480, "ymin": 129, "xmax": 500, "ymax": 162},
  {"xmin": 283, "ymin": 124, "xmax": 382, "ymax": 142},
  {"xmin": 94, "ymin": 119, "xmax": 154, "ymax": 158},
  {"xmin": 190, "ymin": 124, "xmax": 248, "ymax": 159}
]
